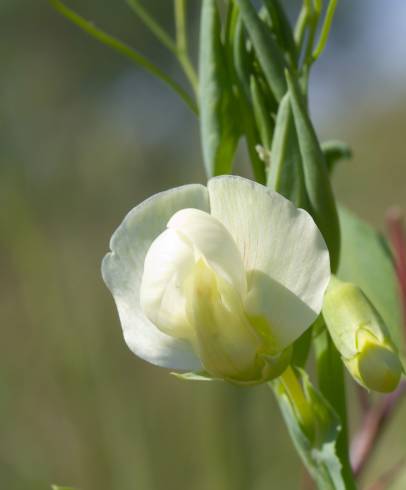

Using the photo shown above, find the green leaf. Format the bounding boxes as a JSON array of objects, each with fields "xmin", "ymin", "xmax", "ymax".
[
  {"xmin": 312, "ymin": 0, "xmax": 339, "ymax": 61},
  {"xmin": 235, "ymin": 0, "xmax": 286, "ymax": 101},
  {"xmin": 286, "ymin": 70, "xmax": 340, "ymax": 272},
  {"xmin": 322, "ymin": 140, "xmax": 352, "ymax": 174},
  {"xmin": 249, "ymin": 76, "xmax": 274, "ymax": 150},
  {"xmin": 232, "ymin": 17, "xmax": 266, "ymax": 183},
  {"xmin": 233, "ymin": 17, "xmax": 251, "ymax": 99},
  {"xmin": 271, "ymin": 369, "xmax": 346, "ymax": 490},
  {"xmin": 263, "ymin": 0, "xmax": 297, "ymax": 66},
  {"xmin": 199, "ymin": 0, "xmax": 240, "ymax": 177},
  {"xmin": 266, "ymin": 92, "xmax": 307, "ymax": 208},
  {"xmin": 338, "ymin": 206, "xmax": 403, "ymax": 353}
]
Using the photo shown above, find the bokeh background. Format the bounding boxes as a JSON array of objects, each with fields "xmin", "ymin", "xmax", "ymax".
[{"xmin": 1, "ymin": 1, "xmax": 406, "ymax": 489}]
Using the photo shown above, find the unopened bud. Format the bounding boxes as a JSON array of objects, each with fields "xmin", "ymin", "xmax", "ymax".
[{"xmin": 322, "ymin": 276, "xmax": 402, "ymax": 393}]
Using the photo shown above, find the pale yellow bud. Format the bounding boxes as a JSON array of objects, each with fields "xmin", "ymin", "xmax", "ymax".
[{"xmin": 323, "ymin": 276, "xmax": 402, "ymax": 393}]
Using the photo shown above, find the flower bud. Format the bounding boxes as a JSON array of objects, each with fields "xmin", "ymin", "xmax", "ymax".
[{"xmin": 322, "ymin": 276, "xmax": 402, "ymax": 393}]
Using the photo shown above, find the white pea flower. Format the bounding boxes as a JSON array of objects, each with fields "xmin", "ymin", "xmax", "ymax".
[{"xmin": 102, "ymin": 176, "xmax": 330, "ymax": 384}]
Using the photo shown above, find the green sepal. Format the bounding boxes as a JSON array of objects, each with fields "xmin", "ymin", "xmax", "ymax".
[
  {"xmin": 271, "ymin": 369, "xmax": 347, "ymax": 490},
  {"xmin": 51, "ymin": 486, "xmax": 77, "ymax": 490},
  {"xmin": 199, "ymin": 0, "xmax": 240, "ymax": 177},
  {"xmin": 235, "ymin": 0, "xmax": 286, "ymax": 101},
  {"xmin": 171, "ymin": 371, "xmax": 215, "ymax": 382},
  {"xmin": 266, "ymin": 92, "xmax": 307, "ymax": 208},
  {"xmin": 338, "ymin": 206, "xmax": 404, "ymax": 356},
  {"xmin": 286, "ymin": 70, "xmax": 340, "ymax": 272},
  {"xmin": 322, "ymin": 140, "xmax": 352, "ymax": 174}
]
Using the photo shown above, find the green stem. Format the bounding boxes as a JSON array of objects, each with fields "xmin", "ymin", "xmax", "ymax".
[
  {"xmin": 174, "ymin": 0, "xmax": 199, "ymax": 97},
  {"xmin": 312, "ymin": 0, "xmax": 338, "ymax": 60},
  {"xmin": 314, "ymin": 328, "xmax": 358, "ymax": 490},
  {"xmin": 127, "ymin": 0, "xmax": 177, "ymax": 53},
  {"xmin": 49, "ymin": 0, "xmax": 198, "ymax": 114},
  {"xmin": 313, "ymin": 0, "xmax": 323, "ymax": 16}
]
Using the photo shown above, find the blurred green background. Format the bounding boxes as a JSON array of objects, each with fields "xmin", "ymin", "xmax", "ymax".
[{"xmin": 1, "ymin": 1, "xmax": 406, "ymax": 489}]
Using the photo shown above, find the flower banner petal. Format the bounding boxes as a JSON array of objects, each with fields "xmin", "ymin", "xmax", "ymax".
[{"xmin": 208, "ymin": 176, "xmax": 330, "ymax": 318}]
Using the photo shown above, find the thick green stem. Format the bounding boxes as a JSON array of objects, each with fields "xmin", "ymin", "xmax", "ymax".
[{"xmin": 314, "ymin": 329, "xmax": 358, "ymax": 490}]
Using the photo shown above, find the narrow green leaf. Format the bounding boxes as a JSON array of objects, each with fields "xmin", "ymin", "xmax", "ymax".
[
  {"xmin": 48, "ymin": 0, "xmax": 197, "ymax": 114},
  {"xmin": 263, "ymin": 0, "xmax": 298, "ymax": 66},
  {"xmin": 286, "ymin": 70, "xmax": 340, "ymax": 272},
  {"xmin": 249, "ymin": 76, "xmax": 274, "ymax": 150},
  {"xmin": 235, "ymin": 0, "xmax": 286, "ymax": 101},
  {"xmin": 271, "ymin": 368, "xmax": 347, "ymax": 490},
  {"xmin": 313, "ymin": 0, "xmax": 338, "ymax": 61},
  {"xmin": 338, "ymin": 206, "xmax": 403, "ymax": 353},
  {"xmin": 199, "ymin": 0, "xmax": 240, "ymax": 177},
  {"xmin": 294, "ymin": 4, "xmax": 309, "ymax": 49},
  {"xmin": 232, "ymin": 16, "xmax": 266, "ymax": 183},
  {"xmin": 233, "ymin": 17, "xmax": 251, "ymax": 99},
  {"xmin": 322, "ymin": 140, "xmax": 352, "ymax": 174},
  {"xmin": 267, "ymin": 92, "xmax": 307, "ymax": 208}
]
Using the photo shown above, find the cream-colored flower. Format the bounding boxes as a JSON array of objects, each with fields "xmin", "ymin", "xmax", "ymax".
[{"xmin": 102, "ymin": 176, "xmax": 330, "ymax": 384}]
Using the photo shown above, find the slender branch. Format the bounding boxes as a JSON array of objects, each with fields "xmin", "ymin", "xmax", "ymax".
[
  {"xmin": 351, "ymin": 380, "xmax": 406, "ymax": 477},
  {"xmin": 49, "ymin": 0, "xmax": 198, "ymax": 114},
  {"xmin": 356, "ymin": 385, "xmax": 371, "ymax": 415},
  {"xmin": 386, "ymin": 207, "xmax": 406, "ymax": 333},
  {"xmin": 127, "ymin": 0, "xmax": 177, "ymax": 53},
  {"xmin": 174, "ymin": 0, "xmax": 199, "ymax": 97},
  {"xmin": 174, "ymin": 0, "xmax": 188, "ymax": 54},
  {"xmin": 351, "ymin": 209, "xmax": 406, "ymax": 478}
]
